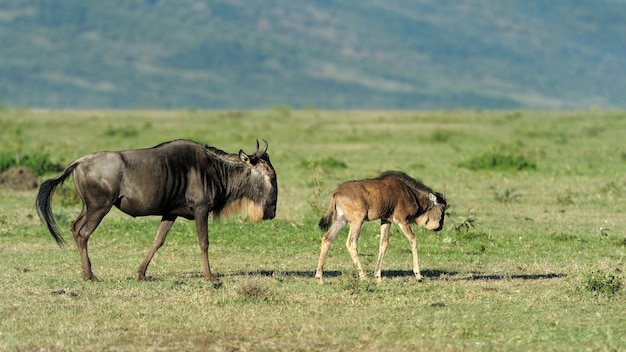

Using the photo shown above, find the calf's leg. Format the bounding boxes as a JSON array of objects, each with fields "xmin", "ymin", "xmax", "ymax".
[
  {"xmin": 374, "ymin": 220, "xmax": 392, "ymax": 283},
  {"xmin": 345, "ymin": 220, "xmax": 366, "ymax": 280},
  {"xmin": 398, "ymin": 222, "xmax": 422, "ymax": 282},
  {"xmin": 315, "ymin": 217, "xmax": 347, "ymax": 284}
]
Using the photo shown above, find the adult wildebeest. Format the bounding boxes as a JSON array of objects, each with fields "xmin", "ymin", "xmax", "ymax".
[
  {"xmin": 36, "ymin": 139, "xmax": 277, "ymax": 283},
  {"xmin": 315, "ymin": 171, "xmax": 446, "ymax": 284}
]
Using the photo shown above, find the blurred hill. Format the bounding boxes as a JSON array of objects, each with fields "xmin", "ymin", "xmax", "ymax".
[{"xmin": 1, "ymin": 0, "xmax": 625, "ymax": 109}]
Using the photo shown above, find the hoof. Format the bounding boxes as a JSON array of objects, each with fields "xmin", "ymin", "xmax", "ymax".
[{"xmin": 206, "ymin": 275, "xmax": 220, "ymax": 284}]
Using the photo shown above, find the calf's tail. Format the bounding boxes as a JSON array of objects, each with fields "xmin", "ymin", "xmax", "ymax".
[
  {"xmin": 35, "ymin": 161, "xmax": 79, "ymax": 247},
  {"xmin": 318, "ymin": 195, "xmax": 337, "ymax": 232}
]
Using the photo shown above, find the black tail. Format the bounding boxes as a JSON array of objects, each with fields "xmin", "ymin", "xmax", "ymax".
[
  {"xmin": 35, "ymin": 162, "xmax": 79, "ymax": 246},
  {"xmin": 318, "ymin": 196, "xmax": 336, "ymax": 231}
]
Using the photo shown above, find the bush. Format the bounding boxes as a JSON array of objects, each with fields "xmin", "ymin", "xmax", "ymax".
[
  {"xmin": 459, "ymin": 152, "xmax": 536, "ymax": 171},
  {"xmin": 0, "ymin": 152, "xmax": 64, "ymax": 176}
]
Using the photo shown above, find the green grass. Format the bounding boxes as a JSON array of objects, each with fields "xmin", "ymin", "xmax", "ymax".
[{"xmin": 1, "ymin": 108, "xmax": 625, "ymax": 351}]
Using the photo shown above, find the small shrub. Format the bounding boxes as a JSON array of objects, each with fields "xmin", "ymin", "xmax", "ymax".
[
  {"xmin": 453, "ymin": 216, "xmax": 476, "ymax": 233},
  {"xmin": 104, "ymin": 126, "xmax": 139, "ymax": 137},
  {"xmin": 0, "ymin": 152, "xmax": 64, "ymax": 176},
  {"xmin": 582, "ymin": 270, "xmax": 622, "ymax": 296},
  {"xmin": 459, "ymin": 152, "xmax": 536, "ymax": 171},
  {"xmin": 428, "ymin": 129, "xmax": 456, "ymax": 143},
  {"xmin": 19, "ymin": 153, "xmax": 64, "ymax": 176},
  {"xmin": 494, "ymin": 188, "xmax": 521, "ymax": 203},
  {"xmin": 0, "ymin": 153, "xmax": 14, "ymax": 172},
  {"xmin": 303, "ymin": 157, "xmax": 348, "ymax": 171}
]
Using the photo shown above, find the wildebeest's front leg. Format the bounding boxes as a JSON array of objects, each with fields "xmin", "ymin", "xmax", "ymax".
[
  {"xmin": 194, "ymin": 211, "xmax": 219, "ymax": 283},
  {"xmin": 137, "ymin": 216, "xmax": 176, "ymax": 281},
  {"xmin": 374, "ymin": 220, "xmax": 392, "ymax": 283},
  {"xmin": 398, "ymin": 222, "xmax": 422, "ymax": 282}
]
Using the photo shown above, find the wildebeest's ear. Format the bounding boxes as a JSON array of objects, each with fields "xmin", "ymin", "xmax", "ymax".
[
  {"xmin": 429, "ymin": 193, "xmax": 438, "ymax": 205},
  {"xmin": 239, "ymin": 150, "xmax": 251, "ymax": 164}
]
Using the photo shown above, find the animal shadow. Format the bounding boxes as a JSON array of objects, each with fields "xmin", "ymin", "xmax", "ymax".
[
  {"xmin": 382, "ymin": 270, "xmax": 566, "ymax": 281},
  {"xmin": 178, "ymin": 269, "xmax": 566, "ymax": 282}
]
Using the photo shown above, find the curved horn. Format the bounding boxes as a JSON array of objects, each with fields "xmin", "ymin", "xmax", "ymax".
[
  {"xmin": 256, "ymin": 139, "xmax": 268, "ymax": 157},
  {"xmin": 253, "ymin": 139, "xmax": 260, "ymax": 155}
]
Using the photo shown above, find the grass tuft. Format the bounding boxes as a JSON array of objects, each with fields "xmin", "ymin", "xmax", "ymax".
[
  {"xmin": 339, "ymin": 270, "xmax": 377, "ymax": 295},
  {"xmin": 494, "ymin": 188, "xmax": 521, "ymax": 203},
  {"xmin": 235, "ymin": 276, "xmax": 276, "ymax": 302},
  {"xmin": 581, "ymin": 270, "xmax": 623, "ymax": 296}
]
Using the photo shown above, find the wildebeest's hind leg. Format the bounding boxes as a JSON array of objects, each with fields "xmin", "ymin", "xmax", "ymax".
[
  {"xmin": 315, "ymin": 217, "xmax": 348, "ymax": 285},
  {"xmin": 137, "ymin": 216, "xmax": 176, "ymax": 281},
  {"xmin": 398, "ymin": 222, "xmax": 422, "ymax": 282},
  {"xmin": 70, "ymin": 203, "xmax": 112, "ymax": 282},
  {"xmin": 345, "ymin": 220, "xmax": 366, "ymax": 280},
  {"xmin": 374, "ymin": 220, "xmax": 392, "ymax": 283}
]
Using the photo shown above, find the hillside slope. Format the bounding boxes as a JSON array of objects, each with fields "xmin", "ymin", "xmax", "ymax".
[{"xmin": 1, "ymin": 0, "xmax": 625, "ymax": 109}]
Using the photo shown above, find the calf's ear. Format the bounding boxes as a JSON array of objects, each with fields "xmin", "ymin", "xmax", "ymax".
[{"xmin": 428, "ymin": 193, "xmax": 439, "ymax": 205}]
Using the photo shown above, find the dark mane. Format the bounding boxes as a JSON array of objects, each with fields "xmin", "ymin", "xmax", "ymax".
[
  {"xmin": 151, "ymin": 139, "xmax": 203, "ymax": 149},
  {"xmin": 150, "ymin": 140, "xmax": 230, "ymax": 157},
  {"xmin": 378, "ymin": 170, "xmax": 434, "ymax": 194},
  {"xmin": 204, "ymin": 145, "xmax": 228, "ymax": 156}
]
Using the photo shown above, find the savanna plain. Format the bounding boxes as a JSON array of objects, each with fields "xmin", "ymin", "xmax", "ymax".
[{"xmin": 1, "ymin": 108, "xmax": 625, "ymax": 351}]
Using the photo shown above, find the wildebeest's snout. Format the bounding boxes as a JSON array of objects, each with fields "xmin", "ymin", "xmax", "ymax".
[
  {"xmin": 426, "ymin": 221, "xmax": 443, "ymax": 232},
  {"xmin": 425, "ymin": 214, "xmax": 445, "ymax": 232}
]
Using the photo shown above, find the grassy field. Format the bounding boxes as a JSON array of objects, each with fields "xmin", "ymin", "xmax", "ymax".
[{"xmin": 1, "ymin": 108, "xmax": 625, "ymax": 351}]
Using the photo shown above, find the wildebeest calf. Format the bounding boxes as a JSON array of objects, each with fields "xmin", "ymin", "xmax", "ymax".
[
  {"xmin": 36, "ymin": 139, "xmax": 277, "ymax": 283},
  {"xmin": 315, "ymin": 171, "xmax": 446, "ymax": 284}
]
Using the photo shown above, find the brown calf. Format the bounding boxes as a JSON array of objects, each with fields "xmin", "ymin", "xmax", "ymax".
[{"xmin": 315, "ymin": 171, "xmax": 446, "ymax": 284}]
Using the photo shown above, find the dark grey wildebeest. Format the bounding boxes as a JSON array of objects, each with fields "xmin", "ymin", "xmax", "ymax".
[
  {"xmin": 36, "ymin": 139, "xmax": 277, "ymax": 283},
  {"xmin": 315, "ymin": 171, "xmax": 446, "ymax": 284}
]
